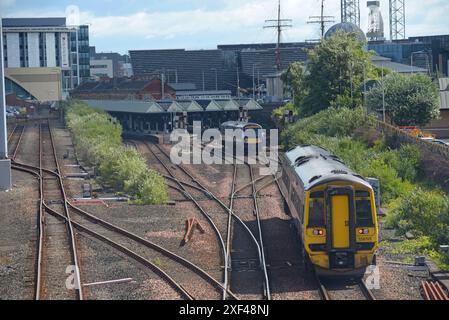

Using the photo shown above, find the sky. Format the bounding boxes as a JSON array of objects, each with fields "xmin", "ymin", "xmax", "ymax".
[{"xmin": 1, "ymin": 0, "xmax": 449, "ymax": 55}]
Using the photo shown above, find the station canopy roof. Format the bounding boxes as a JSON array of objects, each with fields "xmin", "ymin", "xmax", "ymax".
[
  {"xmin": 215, "ymin": 99, "xmax": 239, "ymax": 111},
  {"xmin": 82, "ymin": 98, "xmax": 262, "ymax": 114}
]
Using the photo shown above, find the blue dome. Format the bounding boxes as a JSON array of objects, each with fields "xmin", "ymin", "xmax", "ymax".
[{"xmin": 324, "ymin": 22, "xmax": 366, "ymax": 42}]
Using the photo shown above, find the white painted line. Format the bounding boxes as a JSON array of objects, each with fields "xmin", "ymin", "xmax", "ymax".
[{"xmin": 83, "ymin": 278, "xmax": 134, "ymax": 287}]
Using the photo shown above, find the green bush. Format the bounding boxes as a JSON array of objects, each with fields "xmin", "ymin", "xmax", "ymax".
[
  {"xmin": 278, "ymin": 68, "xmax": 447, "ymax": 263},
  {"xmin": 396, "ymin": 145, "xmax": 421, "ymax": 181},
  {"xmin": 282, "ymin": 106, "xmax": 376, "ymax": 146},
  {"xmin": 389, "ymin": 187, "xmax": 449, "ymax": 244},
  {"xmin": 64, "ymin": 100, "xmax": 168, "ymax": 205}
]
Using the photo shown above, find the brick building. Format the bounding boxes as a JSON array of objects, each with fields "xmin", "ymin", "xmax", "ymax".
[{"xmin": 71, "ymin": 77, "xmax": 176, "ymax": 101}]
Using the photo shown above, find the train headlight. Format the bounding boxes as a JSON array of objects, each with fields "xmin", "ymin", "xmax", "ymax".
[
  {"xmin": 358, "ymin": 228, "xmax": 369, "ymax": 235},
  {"xmin": 313, "ymin": 229, "xmax": 324, "ymax": 236}
]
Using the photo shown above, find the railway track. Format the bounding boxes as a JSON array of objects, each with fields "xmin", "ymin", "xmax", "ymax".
[
  {"xmin": 135, "ymin": 141, "xmax": 273, "ymax": 300},
  {"xmin": 9, "ymin": 121, "xmax": 82, "ymax": 299},
  {"xmin": 135, "ymin": 141, "xmax": 230, "ymax": 299},
  {"xmin": 39, "ymin": 122, "xmax": 83, "ymax": 300},
  {"xmin": 13, "ymin": 161, "xmax": 204, "ymax": 300},
  {"xmin": 10, "ymin": 123, "xmax": 239, "ymax": 300},
  {"xmin": 227, "ymin": 162, "xmax": 271, "ymax": 300},
  {"xmin": 316, "ymin": 275, "xmax": 376, "ymax": 300},
  {"xmin": 7, "ymin": 124, "xmax": 25, "ymax": 160}
]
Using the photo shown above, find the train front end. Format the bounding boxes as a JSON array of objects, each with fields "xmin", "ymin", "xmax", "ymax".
[{"xmin": 304, "ymin": 181, "xmax": 379, "ymax": 278}]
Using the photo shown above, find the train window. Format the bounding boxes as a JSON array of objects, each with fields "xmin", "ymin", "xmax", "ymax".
[
  {"xmin": 356, "ymin": 199, "xmax": 374, "ymax": 227},
  {"xmin": 310, "ymin": 191, "xmax": 324, "ymax": 198},
  {"xmin": 308, "ymin": 197, "xmax": 325, "ymax": 227},
  {"xmin": 356, "ymin": 191, "xmax": 370, "ymax": 197}
]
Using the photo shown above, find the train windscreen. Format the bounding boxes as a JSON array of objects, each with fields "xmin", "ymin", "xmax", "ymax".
[
  {"xmin": 356, "ymin": 199, "xmax": 374, "ymax": 227},
  {"xmin": 308, "ymin": 192, "xmax": 325, "ymax": 227}
]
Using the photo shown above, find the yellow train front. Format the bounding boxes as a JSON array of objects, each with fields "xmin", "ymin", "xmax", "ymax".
[
  {"xmin": 219, "ymin": 121, "xmax": 264, "ymax": 155},
  {"xmin": 280, "ymin": 145, "xmax": 379, "ymax": 278}
]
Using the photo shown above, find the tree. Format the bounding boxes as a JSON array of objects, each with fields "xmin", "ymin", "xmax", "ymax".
[
  {"xmin": 302, "ymin": 31, "xmax": 374, "ymax": 116},
  {"xmin": 366, "ymin": 73, "xmax": 440, "ymax": 126},
  {"xmin": 281, "ymin": 62, "xmax": 306, "ymax": 108}
]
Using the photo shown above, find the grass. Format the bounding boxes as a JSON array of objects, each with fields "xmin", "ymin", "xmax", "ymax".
[{"xmin": 381, "ymin": 236, "xmax": 449, "ymax": 271}]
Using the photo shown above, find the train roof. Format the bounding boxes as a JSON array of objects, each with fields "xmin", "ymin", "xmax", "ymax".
[
  {"xmin": 220, "ymin": 121, "xmax": 262, "ymax": 129},
  {"xmin": 284, "ymin": 145, "xmax": 372, "ymax": 191}
]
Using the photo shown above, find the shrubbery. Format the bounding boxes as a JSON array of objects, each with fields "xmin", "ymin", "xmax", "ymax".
[
  {"xmin": 282, "ymin": 106, "xmax": 449, "ymax": 268},
  {"xmin": 63, "ymin": 100, "xmax": 168, "ymax": 205},
  {"xmin": 388, "ymin": 188, "xmax": 449, "ymax": 245},
  {"xmin": 281, "ymin": 107, "xmax": 417, "ymax": 204}
]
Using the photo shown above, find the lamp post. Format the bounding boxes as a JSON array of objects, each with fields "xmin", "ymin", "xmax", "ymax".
[{"xmin": 0, "ymin": 17, "xmax": 12, "ymax": 191}]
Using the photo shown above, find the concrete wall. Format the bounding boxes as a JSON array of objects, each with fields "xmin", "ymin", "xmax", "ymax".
[
  {"xmin": 5, "ymin": 67, "xmax": 62, "ymax": 102},
  {"xmin": 90, "ymin": 59, "xmax": 114, "ymax": 78}
]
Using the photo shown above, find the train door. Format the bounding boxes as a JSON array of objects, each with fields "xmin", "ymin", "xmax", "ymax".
[
  {"xmin": 326, "ymin": 186, "xmax": 356, "ymax": 269},
  {"xmin": 331, "ymin": 195, "xmax": 350, "ymax": 248}
]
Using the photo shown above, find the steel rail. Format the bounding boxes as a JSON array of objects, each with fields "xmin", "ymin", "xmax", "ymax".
[
  {"xmin": 36, "ymin": 123, "xmax": 44, "ymax": 300},
  {"xmin": 7, "ymin": 124, "xmax": 18, "ymax": 144},
  {"xmin": 11, "ymin": 127, "xmax": 236, "ymax": 300},
  {"xmin": 315, "ymin": 274, "xmax": 331, "ymax": 300},
  {"xmin": 13, "ymin": 161, "xmax": 235, "ymax": 300},
  {"xmin": 141, "ymin": 142, "xmax": 230, "ymax": 299},
  {"xmin": 11, "ymin": 125, "xmax": 25, "ymax": 160},
  {"xmin": 249, "ymin": 164, "xmax": 271, "ymax": 300},
  {"xmin": 40, "ymin": 121, "xmax": 83, "ymax": 300},
  {"xmin": 358, "ymin": 279, "xmax": 376, "ymax": 300},
  {"xmin": 9, "ymin": 163, "xmax": 43, "ymax": 300},
  {"xmin": 43, "ymin": 203, "xmax": 194, "ymax": 300},
  {"xmin": 7, "ymin": 124, "xmax": 25, "ymax": 160},
  {"xmin": 66, "ymin": 201, "xmax": 239, "ymax": 299},
  {"xmin": 153, "ymin": 142, "xmax": 268, "ymax": 299},
  {"xmin": 8, "ymin": 123, "xmax": 43, "ymax": 300},
  {"xmin": 225, "ymin": 163, "xmax": 237, "ymax": 300},
  {"xmin": 315, "ymin": 274, "xmax": 376, "ymax": 300}
]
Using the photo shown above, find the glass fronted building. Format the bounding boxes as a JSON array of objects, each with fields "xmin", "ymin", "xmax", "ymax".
[
  {"xmin": 368, "ymin": 35, "xmax": 449, "ymax": 76},
  {"xmin": 2, "ymin": 18, "xmax": 90, "ymax": 96}
]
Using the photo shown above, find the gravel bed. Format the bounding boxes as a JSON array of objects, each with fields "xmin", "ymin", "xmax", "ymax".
[
  {"xmin": 77, "ymin": 232, "xmax": 182, "ymax": 300},
  {"xmin": 0, "ymin": 170, "xmax": 39, "ymax": 300},
  {"xmin": 27, "ymin": 124, "xmax": 425, "ymax": 300}
]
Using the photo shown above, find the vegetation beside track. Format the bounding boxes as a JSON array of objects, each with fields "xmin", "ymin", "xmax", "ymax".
[
  {"xmin": 281, "ymin": 107, "xmax": 449, "ymax": 269},
  {"xmin": 63, "ymin": 100, "xmax": 168, "ymax": 205}
]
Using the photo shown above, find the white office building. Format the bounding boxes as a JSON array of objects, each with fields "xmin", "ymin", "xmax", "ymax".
[{"xmin": 2, "ymin": 18, "xmax": 90, "ymax": 100}]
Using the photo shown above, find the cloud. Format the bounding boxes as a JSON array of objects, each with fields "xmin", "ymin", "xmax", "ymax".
[
  {"xmin": 3, "ymin": 0, "xmax": 449, "ymax": 52},
  {"xmin": 0, "ymin": 0, "xmax": 16, "ymax": 9}
]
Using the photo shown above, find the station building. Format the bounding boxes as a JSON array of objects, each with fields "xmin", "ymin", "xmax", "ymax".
[
  {"xmin": 2, "ymin": 17, "xmax": 90, "ymax": 101},
  {"xmin": 82, "ymin": 98, "xmax": 263, "ymax": 134}
]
